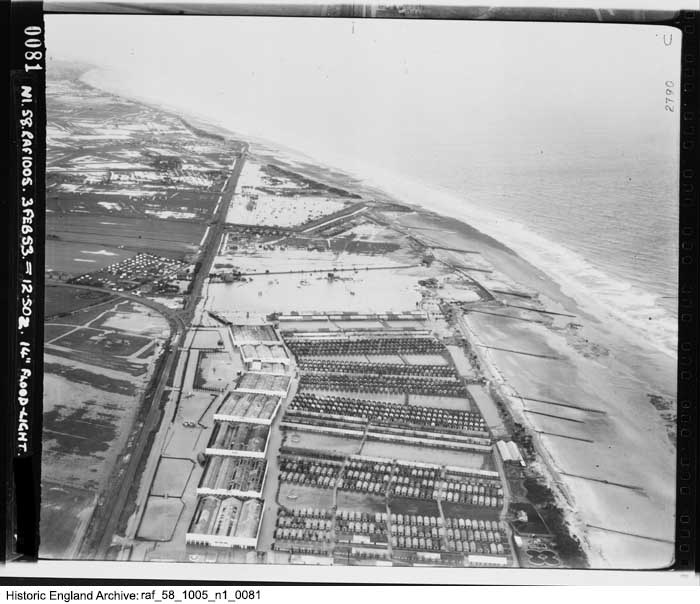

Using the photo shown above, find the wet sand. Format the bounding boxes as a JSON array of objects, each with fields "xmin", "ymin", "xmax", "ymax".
[{"xmin": 428, "ymin": 214, "xmax": 677, "ymax": 569}]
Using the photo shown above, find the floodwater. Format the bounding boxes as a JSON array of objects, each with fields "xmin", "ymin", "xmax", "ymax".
[{"xmin": 207, "ymin": 269, "xmax": 426, "ymax": 315}]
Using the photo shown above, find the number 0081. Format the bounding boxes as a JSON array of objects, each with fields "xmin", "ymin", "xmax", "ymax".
[{"xmin": 24, "ymin": 25, "xmax": 43, "ymax": 72}]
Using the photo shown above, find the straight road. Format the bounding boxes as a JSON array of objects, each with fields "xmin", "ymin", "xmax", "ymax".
[{"xmin": 183, "ymin": 144, "xmax": 248, "ymax": 322}]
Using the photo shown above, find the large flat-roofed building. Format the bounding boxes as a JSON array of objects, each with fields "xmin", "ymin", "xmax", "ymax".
[
  {"xmin": 197, "ymin": 455, "xmax": 267, "ymax": 498},
  {"xmin": 205, "ymin": 422, "xmax": 270, "ymax": 458},
  {"xmin": 240, "ymin": 343, "xmax": 290, "ymax": 366},
  {"xmin": 186, "ymin": 496, "xmax": 263, "ymax": 549},
  {"xmin": 213, "ymin": 391, "xmax": 281, "ymax": 425},
  {"xmin": 236, "ymin": 372, "xmax": 291, "ymax": 396},
  {"xmin": 231, "ymin": 324, "xmax": 280, "ymax": 345}
]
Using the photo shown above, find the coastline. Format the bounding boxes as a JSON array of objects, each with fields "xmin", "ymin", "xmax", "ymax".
[
  {"xmin": 78, "ymin": 65, "xmax": 677, "ymax": 362},
  {"xmin": 71, "ymin": 67, "xmax": 677, "ymax": 568}
]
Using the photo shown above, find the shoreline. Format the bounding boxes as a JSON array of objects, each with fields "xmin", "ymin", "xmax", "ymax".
[
  {"xmin": 68, "ymin": 66, "xmax": 676, "ymax": 568},
  {"xmin": 80, "ymin": 65, "xmax": 677, "ymax": 362}
]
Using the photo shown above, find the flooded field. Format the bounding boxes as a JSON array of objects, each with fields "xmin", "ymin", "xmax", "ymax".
[
  {"xmin": 206, "ymin": 265, "xmax": 436, "ymax": 315},
  {"xmin": 227, "ymin": 248, "xmax": 408, "ymax": 275},
  {"xmin": 225, "ymin": 161, "xmax": 352, "ymax": 228}
]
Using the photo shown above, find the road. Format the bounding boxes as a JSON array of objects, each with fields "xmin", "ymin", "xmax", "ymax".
[
  {"xmin": 72, "ymin": 147, "xmax": 247, "ymax": 559},
  {"xmin": 183, "ymin": 144, "xmax": 248, "ymax": 322}
]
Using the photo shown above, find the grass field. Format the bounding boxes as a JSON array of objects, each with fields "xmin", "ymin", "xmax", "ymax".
[
  {"xmin": 52, "ymin": 327, "xmax": 152, "ymax": 357},
  {"xmin": 278, "ymin": 484, "xmax": 334, "ymax": 510},
  {"xmin": 45, "ymin": 346, "xmax": 149, "ymax": 377},
  {"xmin": 93, "ymin": 302, "xmax": 170, "ymax": 338},
  {"xmin": 388, "ymin": 497, "xmax": 440, "ymax": 517},
  {"xmin": 137, "ymin": 497, "xmax": 184, "ymax": 541},
  {"xmin": 46, "ymin": 240, "xmax": 134, "ymax": 274},
  {"xmin": 45, "ymin": 286, "xmax": 114, "ymax": 318},
  {"xmin": 151, "ymin": 458, "xmax": 194, "ymax": 498},
  {"xmin": 42, "ymin": 373, "xmax": 138, "ymax": 491},
  {"xmin": 336, "ymin": 491, "xmax": 386, "ymax": 514},
  {"xmin": 442, "ymin": 501, "xmax": 501, "ymax": 522},
  {"xmin": 45, "ymin": 323, "xmax": 80, "ymax": 342},
  {"xmin": 47, "ymin": 214, "xmax": 206, "ymax": 258},
  {"xmin": 284, "ymin": 430, "xmax": 363, "ymax": 456},
  {"xmin": 39, "ymin": 482, "xmax": 96, "ymax": 559},
  {"xmin": 43, "ymin": 362, "xmax": 137, "ymax": 396}
]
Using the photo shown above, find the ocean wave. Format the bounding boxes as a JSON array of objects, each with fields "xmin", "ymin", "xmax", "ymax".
[{"xmin": 344, "ymin": 164, "xmax": 678, "ymax": 360}]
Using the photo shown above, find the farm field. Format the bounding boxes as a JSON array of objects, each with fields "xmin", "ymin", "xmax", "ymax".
[
  {"xmin": 45, "ymin": 323, "xmax": 83, "ymax": 342},
  {"xmin": 47, "ymin": 214, "xmax": 206, "ymax": 259},
  {"xmin": 47, "ymin": 240, "xmax": 135, "ymax": 275},
  {"xmin": 52, "ymin": 327, "xmax": 152, "ymax": 357},
  {"xmin": 44, "ymin": 285, "xmax": 115, "ymax": 318}
]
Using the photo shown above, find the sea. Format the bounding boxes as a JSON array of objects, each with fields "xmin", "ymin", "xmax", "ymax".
[{"xmin": 54, "ymin": 17, "xmax": 680, "ymax": 359}]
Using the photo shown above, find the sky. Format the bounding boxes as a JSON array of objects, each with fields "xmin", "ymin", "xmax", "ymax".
[{"xmin": 46, "ymin": 15, "xmax": 679, "ymax": 169}]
